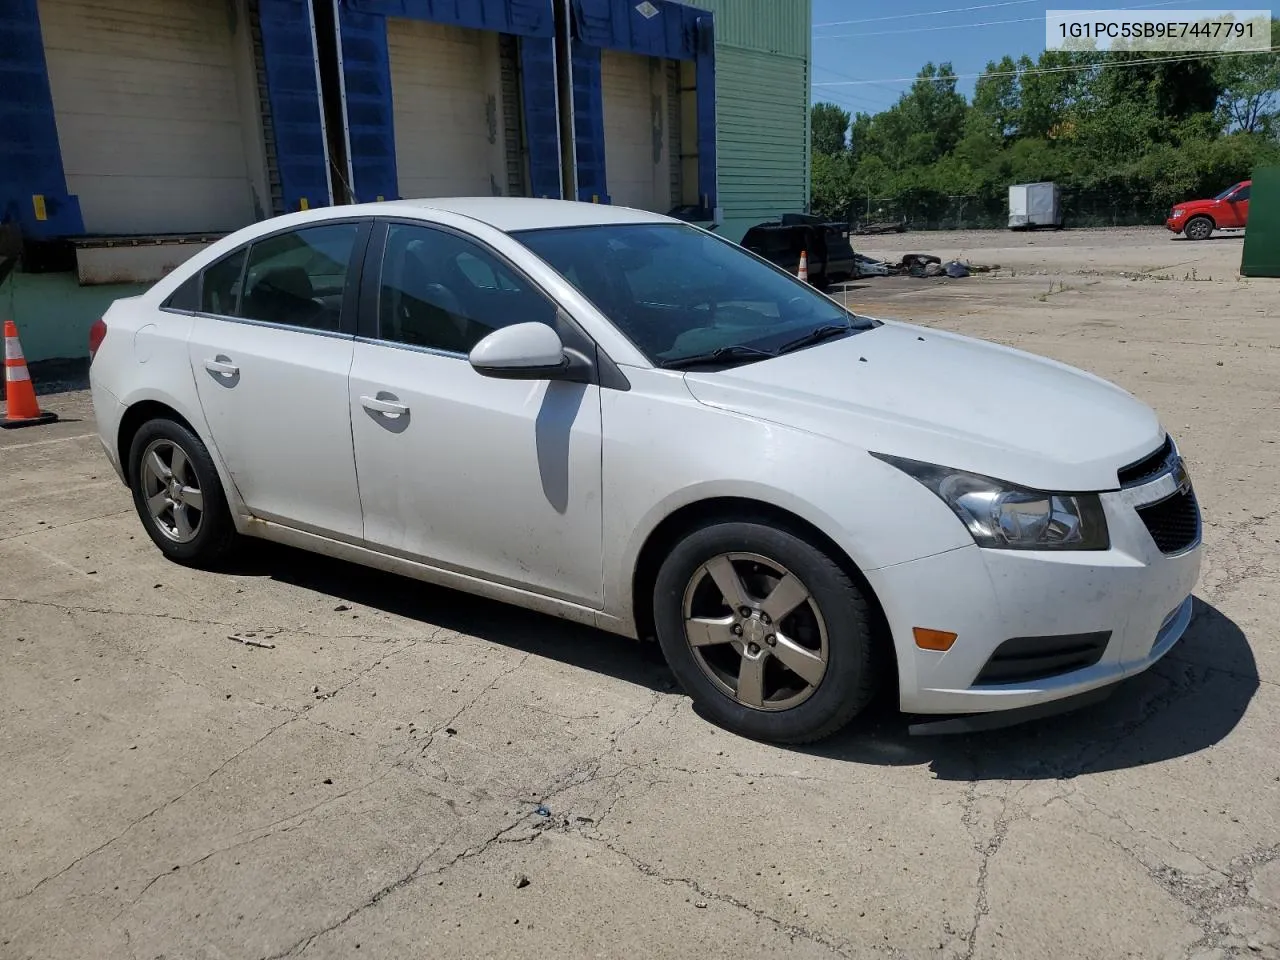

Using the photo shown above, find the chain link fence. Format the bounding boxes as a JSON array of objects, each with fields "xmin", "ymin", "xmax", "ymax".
[{"xmin": 848, "ymin": 190, "xmax": 1172, "ymax": 232}]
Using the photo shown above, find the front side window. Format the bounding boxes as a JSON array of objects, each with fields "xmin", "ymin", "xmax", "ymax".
[
  {"xmin": 237, "ymin": 224, "xmax": 360, "ymax": 331},
  {"xmin": 1232, "ymin": 185, "xmax": 1251, "ymax": 201},
  {"xmin": 377, "ymin": 223, "xmax": 557, "ymax": 353},
  {"xmin": 514, "ymin": 222, "xmax": 875, "ymax": 367}
]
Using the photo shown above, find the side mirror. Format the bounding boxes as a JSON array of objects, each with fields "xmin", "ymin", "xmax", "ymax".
[{"xmin": 469, "ymin": 322, "xmax": 569, "ymax": 380}]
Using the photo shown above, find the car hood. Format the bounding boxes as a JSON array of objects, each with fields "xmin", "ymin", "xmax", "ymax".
[{"xmin": 681, "ymin": 320, "xmax": 1165, "ymax": 492}]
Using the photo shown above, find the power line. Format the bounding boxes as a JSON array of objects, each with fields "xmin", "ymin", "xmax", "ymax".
[
  {"xmin": 816, "ymin": 14, "xmax": 1040, "ymax": 40},
  {"xmin": 813, "ymin": 0, "xmax": 1217, "ymax": 41},
  {"xmin": 813, "ymin": 47, "xmax": 1279, "ymax": 87},
  {"xmin": 816, "ymin": 89, "xmax": 896, "ymax": 114},
  {"xmin": 813, "ymin": 0, "xmax": 1041, "ymax": 29},
  {"xmin": 813, "ymin": 62, "xmax": 911, "ymax": 101}
]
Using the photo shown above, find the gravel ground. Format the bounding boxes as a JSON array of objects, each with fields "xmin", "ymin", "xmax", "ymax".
[{"xmin": 2, "ymin": 226, "xmax": 1278, "ymax": 960}]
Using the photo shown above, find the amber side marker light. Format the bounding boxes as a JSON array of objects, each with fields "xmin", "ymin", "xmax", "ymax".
[{"xmin": 913, "ymin": 628, "xmax": 958, "ymax": 652}]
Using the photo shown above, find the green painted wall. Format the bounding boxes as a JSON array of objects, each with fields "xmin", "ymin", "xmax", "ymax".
[
  {"xmin": 693, "ymin": 0, "xmax": 812, "ymax": 242},
  {"xmin": 1241, "ymin": 166, "xmax": 1280, "ymax": 278},
  {"xmin": 2, "ymin": 271, "xmax": 145, "ymax": 364}
]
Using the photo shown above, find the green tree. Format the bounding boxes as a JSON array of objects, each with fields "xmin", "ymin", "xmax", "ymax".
[
  {"xmin": 899, "ymin": 63, "xmax": 968, "ymax": 159},
  {"xmin": 808, "ymin": 35, "xmax": 1280, "ymax": 228},
  {"xmin": 849, "ymin": 111, "xmax": 873, "ymax": 163},
  {"xmin": 810, "ymin": 102, "xmax": 851, "ymax": 156},
  {"xmin": 970, "ymin": 56, "xmax": 1019, "ymax": 141},
  {"xmin": 1215, "ymin": 20, "xmax": 1280, "ymax": 134}
]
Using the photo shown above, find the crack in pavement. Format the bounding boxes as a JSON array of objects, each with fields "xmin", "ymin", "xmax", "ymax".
[
  {"xmin": 252, "ymin": 694, "xmax": 688, "ymax": 958},
  {"xmin": 1031, "ymin": 783, "xmax": 1280, "ymax": 959},
  {"xmin": 4, "ymin": 632, "xmax": 435, "ymax": 905},
  {"xmin": 412, "ymin": 653, "xmax": 534, "ymax": 759},
  {"xmin": 0, "ymin": 509, "xmax": 133, "ymax": 543},
  {"xmin": 573, "ymin": 830, "xmax": 868, "ymax": 959},
  {"xmin": 119, "ymin": 787, "xmax": 404, "ymax": 917},
  {"xmin": 261, "ymin": 815, "xmax": 547, "ymax": 959},
  {"xmin": 1176, "ymin": 843, "xmax": 1280, "ymax": 959},
  {"xmin": 5, "ymin": 713, "xmax": 299, "ymax": 904},
  {"xmin": 0, "ymin": 597, "xmax": 456, "ymax": 647},
  {"xmin": 958, "ymin": 779, "xmax": 1018, "ymax": 960}
]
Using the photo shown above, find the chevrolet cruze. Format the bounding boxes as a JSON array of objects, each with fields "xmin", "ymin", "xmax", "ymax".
[{"xmin": 88, "ymin": 198, "xmax": 1203, "ymax": 743}]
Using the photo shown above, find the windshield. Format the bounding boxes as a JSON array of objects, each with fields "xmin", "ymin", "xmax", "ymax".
[
  {"xmin": 1214, "ymin": 184, "xmax": 1240, "ymax": 201},
  {"xmin": 511, "ymin": 222, "xmax": 876, "ymax": 367}
]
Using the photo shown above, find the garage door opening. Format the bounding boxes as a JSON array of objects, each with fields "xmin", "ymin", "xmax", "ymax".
[
  {"xmin": 38, "ymin": 0, "xmax": 268, "ymax": 236},
  {"xmin": 600, "ymin": 49, "xmax": 681, "ymax": 212},
  {"xmin": 387, "ymin": 19, "xmax": 528, "ymax": 200}
]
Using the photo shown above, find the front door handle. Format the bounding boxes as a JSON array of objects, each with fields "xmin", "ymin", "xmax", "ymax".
[
  {"xmin": 204, "ymin": 357, "xmax": 239, "ymax": 377},
  {"xmin": 361, "ymin": 394, "xmax": 409, "ymax": 416}
]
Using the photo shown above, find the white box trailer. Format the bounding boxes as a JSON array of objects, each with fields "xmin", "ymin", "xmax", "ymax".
[{"xmin": 1008, "ymin": 182, "xmax": 1062, "ymax": 229}]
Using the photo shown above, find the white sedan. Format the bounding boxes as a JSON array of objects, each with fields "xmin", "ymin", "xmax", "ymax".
[{"xmin": 88, "ymin": 198, "xmax": 1203, "ymax": 743}]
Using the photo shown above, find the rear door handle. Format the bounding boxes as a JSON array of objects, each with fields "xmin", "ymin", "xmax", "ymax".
[
  {"xmin": 361, "ymin": 394, "xmax": 409, "ymax": 416},
  {"xmin": 204, "ymin": 357, "xmax": 239, "ymax": 377}
]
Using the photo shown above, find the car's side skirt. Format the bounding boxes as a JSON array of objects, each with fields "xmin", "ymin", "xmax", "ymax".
[{"xmin": 243, "ymin": 517, "xmax": 636, "ymax": 640}]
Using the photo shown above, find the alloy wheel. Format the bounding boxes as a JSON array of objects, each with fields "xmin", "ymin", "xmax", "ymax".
[
  {"xmin": 681, "ymin": 552, "xmax": 829, "ymax": 711},
  {"xmin": 139, "ymin": 438, "xmax": 205, "ymax": 544},
  {"xmin": 1186, "ymin": 218, "xmax": 1213, "ymax": 241}
]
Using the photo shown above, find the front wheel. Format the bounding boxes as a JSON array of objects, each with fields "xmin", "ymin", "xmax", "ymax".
[
  {"xmin": 652, "ymin": 520, "xmax": 882, "ymax": 744},
  {"xmin": 128, "ymin": 418, "xmax": 239, "ymax": 567},
  {"xmin": 1184, "ymin": 216, "xmax": 1214, "ymax": 241}
]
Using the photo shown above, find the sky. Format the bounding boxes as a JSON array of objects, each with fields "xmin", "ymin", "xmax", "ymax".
[{"xmin": 810, "ymin": 0, "xmax": 1229, "ymax": 115}]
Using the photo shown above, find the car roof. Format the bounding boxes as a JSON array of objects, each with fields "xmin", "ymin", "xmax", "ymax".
[{"xmin": 342, "ymin": 197, "xmax": 678, "ymax": 233}]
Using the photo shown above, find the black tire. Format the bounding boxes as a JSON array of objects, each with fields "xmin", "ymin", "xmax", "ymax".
[
  {"xmin": 652, "ymin": 520, "xmax": 881, "ymax": 744},
  {"xmin": 1184, "ymin": 215, "xmax": 1214, "ymax": 241},
  {"xmin": 128, "ymin": 418, "xmax": 239, "ymax": 567}
]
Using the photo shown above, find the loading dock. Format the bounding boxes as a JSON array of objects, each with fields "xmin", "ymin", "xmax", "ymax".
[{"xmin": 333, "ymin": 0, "xmax": 562, "ymax": 205}]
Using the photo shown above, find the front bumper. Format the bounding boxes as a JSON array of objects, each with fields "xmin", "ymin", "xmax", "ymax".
[
  {"xmin": 867, "ymin": 478, "xmax": 1203, "ymax": 716},
  {"xmin": 1166, "ymin": 216, "xmax": 1186, "ymax": 233}
]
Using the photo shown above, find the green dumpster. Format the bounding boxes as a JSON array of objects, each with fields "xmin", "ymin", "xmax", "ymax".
[{"xmin": 1242, "ymin": 166, "xmax": 1280, "ymax": 278}]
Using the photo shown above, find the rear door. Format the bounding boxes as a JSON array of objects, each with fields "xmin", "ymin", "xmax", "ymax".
[{"xmin": 185, "ymin": 220, "xmax": 371, "ymax": 540}]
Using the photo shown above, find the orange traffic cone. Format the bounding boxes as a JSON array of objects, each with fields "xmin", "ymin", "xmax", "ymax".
[
  {"xmin": 798, "ymin": 249, "xmax": 809, "ymax": 283},
  {"xmin": 2, "ymin": 320, "xmax": 58, "ymax": 429}
]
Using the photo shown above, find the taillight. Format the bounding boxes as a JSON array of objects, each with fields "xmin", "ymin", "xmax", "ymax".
[{"xmin": 88, "ymin": 317, "xmax": 107, "ymax": 362}]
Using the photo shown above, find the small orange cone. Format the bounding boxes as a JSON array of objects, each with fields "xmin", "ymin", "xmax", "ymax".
[
  {"xmin": 2, "ymin": 320, "xmax": 58, "ymax": 429},
  {"xmin": 798, "ymin": 249, "xmax": 809, "ymax": 283}
]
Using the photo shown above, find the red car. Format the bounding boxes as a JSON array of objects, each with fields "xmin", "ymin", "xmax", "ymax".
[{"xmin": 1166, "ymin": 180, "xmax": 1251, "ymax": 240}]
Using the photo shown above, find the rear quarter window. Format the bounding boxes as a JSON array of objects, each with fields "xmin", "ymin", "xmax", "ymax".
[
  {"xmin": 162, "ymin": 273, "xmax": 200, "ymax": 311},
  {"xmin": 201, "ymin": 249, "xmax": 247, "ymax": 316}
]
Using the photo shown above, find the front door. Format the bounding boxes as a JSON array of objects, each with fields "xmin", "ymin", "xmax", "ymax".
[
  {"xmin": 348, "ymin": 221, "xmax": 605, "ymax": 606},
  {"xmin": 186, "ymin": 220, "xmax": 369, "ymax": 540},
  {"xmin": 1225, "ymin": 183, "xmax": 1251, "ymax": 228}
]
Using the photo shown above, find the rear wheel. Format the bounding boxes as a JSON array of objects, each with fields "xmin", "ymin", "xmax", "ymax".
[
  {"xmin": 128, "ymin": 418, "xmax": 238, "ymax": 567},
  {"xmin": 652, "ymin": 520, "xmax": 881, "ymax": 744},
  {"xmin": 1184, "ymin": 216, "xmax": 1214, "ymax": 241}
]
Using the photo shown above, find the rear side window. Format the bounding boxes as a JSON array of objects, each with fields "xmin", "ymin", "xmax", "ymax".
[
  {"xmin": 201, "ymin": 249, "xmax": 247, "ymax": 316},
  {"xmin": 237, "ymin": 224, "xmax": 360, "ymax": 332}
]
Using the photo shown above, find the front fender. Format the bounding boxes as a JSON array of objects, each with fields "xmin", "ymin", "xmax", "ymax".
[{"xmin": 600, "ymin": 373, "xmax": 972, "ymax": 627}]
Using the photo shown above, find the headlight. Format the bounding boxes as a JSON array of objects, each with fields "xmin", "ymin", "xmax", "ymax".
[
  {"xmin": 1171, "ymin": 208, "xmax": 1186, "ymax": 218},
  {"xmin": 872, "ymin": 454, "xmax": 1110, "ymax": 550}
]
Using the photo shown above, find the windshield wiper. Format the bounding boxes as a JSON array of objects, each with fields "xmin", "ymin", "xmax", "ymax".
[
  {"xmin": 776, "ymin": 322, "xmax": 854, "ymax": 355},
  {"xmin": 659, "ymin": 344, "xmax": 777, "ymax": 370}
]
